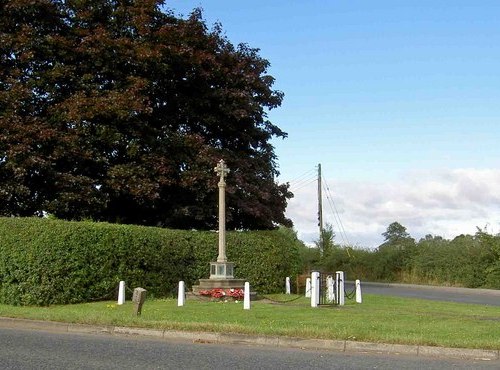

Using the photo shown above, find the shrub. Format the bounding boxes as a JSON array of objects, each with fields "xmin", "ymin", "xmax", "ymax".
[{"xmin": 0, "ymin": 218, "xmax": 300, "ymax": 305}]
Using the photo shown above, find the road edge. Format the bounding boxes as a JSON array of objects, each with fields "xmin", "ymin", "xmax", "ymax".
[{"xmin": 0, "ymin": 317, "xmax": 498, "ymax": 362}]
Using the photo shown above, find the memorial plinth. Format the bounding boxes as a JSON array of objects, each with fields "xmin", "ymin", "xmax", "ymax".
[
  {"xmin": 192, "ymin": 278, "xmax": 245, "ymax": 293},
  {"xmin": 210, "ymin": 261, "xmax": 234, "ymax": 279},
  {"xmin": 191, "ymin": 159, "xmax": 245, "ymax": 295}
]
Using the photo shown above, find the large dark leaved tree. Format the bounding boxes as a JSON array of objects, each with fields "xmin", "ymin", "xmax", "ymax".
[{"xmin": 0, "ymin": 0, "xmax": 292, "ymax": 229}]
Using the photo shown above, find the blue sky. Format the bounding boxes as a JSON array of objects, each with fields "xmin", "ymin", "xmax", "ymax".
[{"xmin": 167, "ymin": 1, "xmax": 500, "ymax": 247}]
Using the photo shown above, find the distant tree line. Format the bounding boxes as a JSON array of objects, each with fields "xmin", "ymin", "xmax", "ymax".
[{"xmin": 299, "ymin": 222, "xmax": 500, "ymax": 289}]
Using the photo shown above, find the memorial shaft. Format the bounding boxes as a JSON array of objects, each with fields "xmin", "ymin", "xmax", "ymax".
[
  {"xmin": 217, "ymin": 172, "xmax": 226, "ymax": 262},
  {"xmin": 214, "ymin": 159, "xmax": 229, "ymax": 263}
]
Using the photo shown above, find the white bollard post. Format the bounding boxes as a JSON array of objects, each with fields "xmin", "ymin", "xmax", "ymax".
[
  {"xmin": 305, "ymin": 278, "xmax": 311, "ymax": 298},
  {"xmin": 244, "ymin": 282, "xmax": 251, "ymax": 310},
  {"xmin": 177, "ymin": 281, "xmax": 185, "ymax": 307},
  {"xmin": 335, "ymin": 272, "xmax": 340, "ymax": 303},
  {"xmin": 326, "ymin": 275, "xmax": 335, "ymax": 303},
  {"xmin": 336, "ymin": 271, "xmax": 345, "ymax": 306},
  {"xmin": 285, "ymin": 277, "xmax": 291, "ymax": 295},
  {"xmin": 310, "ymin": 271, "xmax": 320, "ymax": 308},
  {"xmin": 117, "ymin": 281, "xmax": 125, "ymax": 305},
  {"xmin": 355, "ymin": 279, "xmax": 362, "ymax": 303}
]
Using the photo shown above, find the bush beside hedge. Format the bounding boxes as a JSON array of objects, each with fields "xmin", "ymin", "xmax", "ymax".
[{"xmin": 0, "ymin": 218, "xmax": 301, "ymax": 306}]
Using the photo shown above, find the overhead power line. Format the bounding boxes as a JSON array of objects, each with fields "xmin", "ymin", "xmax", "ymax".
[
  {"xmin": 288, "ymin": 167, "xmax": 317, "ymax": 193},
  {"xmin": 322, "ymin": 175, "xmax": 351, "ymax": 246},
  {"xmin": 289, "ymin": 178, "xmax": 317, "ymax": 192},
  {"xmin": 287, "ymin": 165, "xmax": 352, "ymax": 248},
  {"xmin": 288, "ymin": 168, "xmax": 317, "ymax": 184}
]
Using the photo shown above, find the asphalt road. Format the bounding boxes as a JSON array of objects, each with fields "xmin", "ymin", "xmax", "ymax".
[
  {"xmin": 1, "ymin": 327, "xmax": 498, "ymax": 370},
  {"xmin": 345, "ymin": 281, "xmax": 500, "ymax": 306}
]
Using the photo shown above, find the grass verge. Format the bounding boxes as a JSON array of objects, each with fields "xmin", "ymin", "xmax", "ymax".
[{"xmin": 0, "ymin": 294, "xmax": 499, "ymax": 350}]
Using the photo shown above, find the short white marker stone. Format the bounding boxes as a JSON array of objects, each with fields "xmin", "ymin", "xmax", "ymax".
[
  {"xmin": 336, "ymin": 271, "xmax": 345, "ymax": 306},
  {"xmin": 355, "ymin": 279, "xmax": 362, "ymax": 303},
  {"xmin": 305, "ymin": 277, "xmax": 311, "ymax": 298},
  {"xmin": 244, "ymin": 282, "xmax": 251, "ymax": 310},
  {"xmin": 117, "ymin": 281, "xmax": 125, "ymax": 305},
  {"xmin": 285, "ymin": 277, "xmax": 291, "ymax": 295},
  {"xmin": 326, "ymin": 275, "xmax": 335, "ymax": 303},
  {"xmin": 311, "ymin": 271, "xmax": 320, "ymax": 308},
  {"xmin": 178, "ymin": 281, "xmax": 185, "ymax": 307}
]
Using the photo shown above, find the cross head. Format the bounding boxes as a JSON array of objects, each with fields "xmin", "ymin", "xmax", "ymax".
[{"xmin": 214, "ymin": 159, "xmax": 230, "ymax": 181}]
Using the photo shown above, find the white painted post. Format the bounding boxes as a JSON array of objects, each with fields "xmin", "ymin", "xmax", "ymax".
[
  {"xmin": 336, "ymin": 271, "xmax": 345, "ymax": 306},
  {"xmin": 335, "ymin": 272, "xmax": 340, "ymax": 303},
  {"xmin": 177, "ymin": 281, "xmax": 185, "ymax": 307},
  {"xmin": 305, "ymin": 278, "xmax": 311, "ymax": 298},
  {"xmin": 310, "ymin": 271, "xmax": 320, "ymax": 307},
  {"xmin": 285, "ymin": 277, "xmax": 291, "ymax": 295},
  {"xmin": 355, "ymin": 279, "xmax": 362, "ymax": 303},
  {"xmin": 117, "ymin": 281, "xmax": 125, "ymax": 305},
  {"xmin": 326, "ymin": 275, "xmax": 335, "ymax": 303},
  {"xmin": 314, "ymin": 272, "xmax": 321, "ymax": 307},
  {"xmin": 244, "ymin": 282, "xmax": 251, "ymax": 310}
]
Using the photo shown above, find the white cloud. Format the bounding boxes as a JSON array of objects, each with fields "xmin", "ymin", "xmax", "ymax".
[{"xmin": 286, "ymin": 168, "xmax": 500, "ymax": 248}]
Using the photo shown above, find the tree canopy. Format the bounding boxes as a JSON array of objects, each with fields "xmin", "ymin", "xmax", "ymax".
[
  {"xmin": 0, "ymin": 0, "xmax": 292, "ymax": 229},
  {"xmin": 381, "ymin": 221, "xmax": 412, "ymax": 243},
  {"xmin": 315, "ymin": 223, "xmax": 336, "ymax": 257}
]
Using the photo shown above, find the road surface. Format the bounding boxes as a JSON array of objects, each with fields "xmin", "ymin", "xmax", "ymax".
[
  {"xmin": 0, "ymin": 327, "xmax": 497, "ymax": 370},
  {"xmin": 345, "ymin": 281, "xmax": 500, "ymax": 306}
]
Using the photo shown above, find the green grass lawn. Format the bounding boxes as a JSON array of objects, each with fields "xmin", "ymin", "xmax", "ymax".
[{"xmin": 0, "ymin": 294, "xmax": 499, "ymax": 350}]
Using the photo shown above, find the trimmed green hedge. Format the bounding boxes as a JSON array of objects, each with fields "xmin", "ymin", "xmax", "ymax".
[{"xmin": 0, "ymin": 218, "xmax": 301, "ymax": 305}]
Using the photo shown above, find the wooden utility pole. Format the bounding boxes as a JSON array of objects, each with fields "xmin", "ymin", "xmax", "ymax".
[{"xmin": 317, "ymin": 163, "xmax": 323, "ymax": 243}]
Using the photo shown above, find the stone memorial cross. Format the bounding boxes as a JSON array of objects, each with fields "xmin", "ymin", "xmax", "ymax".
[
  {"xmin": 191, "ymin": 158, "xmax": 246, "ymax": 290},
  {"xmin": 214, "ymin": 159, "xmax": 230, "ymax": 263}
]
